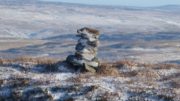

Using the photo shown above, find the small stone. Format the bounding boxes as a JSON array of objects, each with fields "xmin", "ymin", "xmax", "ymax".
[
  {"xmin": 78, "ymin": 38, "xmax": 99, "ymax": 47},
  {"xmin": 66, "ymin": 55, "xmax": 84, "ymax": 66},
  {"xmin": 75, "ymin": 52, "xmax": 96, "ymax": 61},
  {"xmin": 84, "ymin": 64, "xmax": 96, "ymax": 73},
  {"xmin": 85, "ymin": 60, "xmax": 99, "ymax": 68}
]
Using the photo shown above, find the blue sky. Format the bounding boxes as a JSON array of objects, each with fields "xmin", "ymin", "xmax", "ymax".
[{"xmin": 42, "ymin": 0, "xmax": 180, "ymax": 7}]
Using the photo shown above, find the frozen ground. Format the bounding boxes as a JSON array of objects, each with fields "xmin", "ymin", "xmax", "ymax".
[
  {"xmin": 0, "ymin": 0, "xmax": 180, "ymax": 101},
  {"xmin": 0, "ymin": 59, "xmax": 179, "ymax": 101}
]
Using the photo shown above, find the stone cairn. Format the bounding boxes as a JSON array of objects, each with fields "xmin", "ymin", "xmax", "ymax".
[{"xmin": 66, "ymin": 27, "xmax": 100, "ymax": 73}]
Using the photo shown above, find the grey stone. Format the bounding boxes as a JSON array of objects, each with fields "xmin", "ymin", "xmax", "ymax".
[
  {"xmin": 84, "ymin": 64, "xmax": 96, "ymax": 73},
  {"xmin": 66, "ymin": 55, "xmax": 84, "ymax": 66},
  {"xmin": 66, "ymin": 27, "xmax": 100, "ymax": 72},
  {"xmin": 77, "ymin": 38, "xmax": 99, "ymax": 47}
]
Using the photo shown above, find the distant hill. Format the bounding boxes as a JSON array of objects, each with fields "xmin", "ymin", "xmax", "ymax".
[
  {"xmin": 151, "ymin": 5, "xmax": 180, "ymax": 12},
  {"xmin": 0, "ymin": 0, "xmax": 180, "ymax": 39},
  {"xmin": 156, "ymin": 5, "xmax": 180, "ymax": 9},
  {"xmin": 0, "ymin": 0, "xmax": 38, "ymax": 4},
  {"xmin": 1, "ymin": 0, "xmax": 180, "ymax": 11}
]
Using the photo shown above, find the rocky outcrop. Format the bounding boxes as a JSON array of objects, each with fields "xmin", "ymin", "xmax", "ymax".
[{"xmin": 66, "ymin": 27, "xmax": 100, "ymax": 72}]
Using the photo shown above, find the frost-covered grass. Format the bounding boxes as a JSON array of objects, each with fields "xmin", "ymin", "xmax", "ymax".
[
  {"xmin": 0, "ymin": 1, "xmax": 180, "ymax": 100},
  {"xmin": 0, "ymin": 57, "xmax": 179, "ymax": 101}
]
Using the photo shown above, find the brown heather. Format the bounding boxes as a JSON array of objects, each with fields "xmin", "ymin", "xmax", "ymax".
[
  {"xmin": 96, "ymin": 60, "xmax": 180, "ymax": 78},
  {"xmin": 0, "ymin": 56, "xmax": 59, "ymax": 65},
  {"xmin": 97, "ymin": 63, "xmax": 120, "ymax": 76},
  {"xmin": 0, "ymin": 57, "xmax": 179, "ymax": 77}
]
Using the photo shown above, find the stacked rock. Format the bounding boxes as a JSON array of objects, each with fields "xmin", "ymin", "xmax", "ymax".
[{"xmin": 66, "ymin": 27, "xmax": 100, "ymax": 73}]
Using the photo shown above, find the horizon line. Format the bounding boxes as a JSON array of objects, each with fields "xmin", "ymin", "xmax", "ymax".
[{"xmin": 40, "ymin": 0, "xmax": 180, "ymax": 8}]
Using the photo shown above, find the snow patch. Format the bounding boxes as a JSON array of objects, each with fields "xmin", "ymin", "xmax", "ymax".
[{"xmin": 55, "ymin": 73, "xmax": 76, "ymax": 81}]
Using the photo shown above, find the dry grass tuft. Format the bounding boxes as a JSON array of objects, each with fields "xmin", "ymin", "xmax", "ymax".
[
  {"xmin": 114, "ymin": 60, "xmax": 137, "ymax": 68},
  {"xmin": 0, "ymin": 56, "xmax": 61, "ymax": 73},
  {"xmin": 96, "ymin": 60, "xmax": 139, "ymax": 76},
  {"xmin": 96, "ymin": 60, "xmax": 180, "ymax": 77},
  {"xmin": 0, "ymin": 58, "xmax": 2, "ymax": 64},
  {"xmin": 138, "ymin": 63, "xmax": 179, "ymax": 69},
  {"xmin": 66, "ymin": 77, "xmax": 82, "ymax": 84},
  {"xmin": 137, "ymin": 69, "xmax": 160, "ymax": 80},
  {"xmin": 97, "ymin": 63, "xmax": 120, "ymax": 76},
  {"xmin": 0, "ymin": 56, "xmax": 59, "ymax": 65},
  {"xmin": 114, "ymin": 60, "xmax": 180, "ymax": 69},
  {"xmin": 121, "ymin": 71, "xmax": 138, "ymax": 77},
  {"xmin": 153, "ymin": 63, "xmax": 179, "ymax": 69}
]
